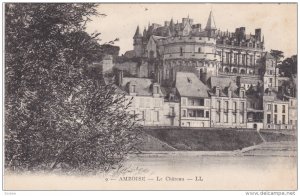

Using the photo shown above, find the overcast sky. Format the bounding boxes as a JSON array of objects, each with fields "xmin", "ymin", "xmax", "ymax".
[{"xmin": 86, "ymin": 3, "xmax": 297, "ymax": 57}]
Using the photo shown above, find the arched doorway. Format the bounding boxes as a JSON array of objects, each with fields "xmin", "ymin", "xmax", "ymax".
[
  {"xmin": 240, "ymin": 69, "xmax": 246, "ymax": 74},
  {"xmin": 224, "ymin": 67, "xmax": 229, "ymax": 73},
  {"xmin": 253, "ymin": 124, "xmax": 257, "ymax": 129},
  {"xmin": 232, "ymin": 68, "xmax": 238, "ymax": 73}
]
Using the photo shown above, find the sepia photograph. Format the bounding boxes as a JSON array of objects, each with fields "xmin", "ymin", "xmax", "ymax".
[{"xmin": 2, "ymin": 2, "xmax": 298, "ymax": 192}]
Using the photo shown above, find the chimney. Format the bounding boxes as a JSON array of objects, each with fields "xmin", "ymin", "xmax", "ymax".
[
  {"xmin": 255, "ymin": 28, "xmax": 261, "ymax": 41},
  {"xmin": 239, "ymin": 27, "xmax": 246, "ymax": 39}
]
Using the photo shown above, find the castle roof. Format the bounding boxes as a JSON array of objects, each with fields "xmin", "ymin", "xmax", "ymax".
[
  {"xmin": 264, "ymin": 52, "xmax": 275, "ymax": 59},
  {"xmin": 209, "ymin": 76, "xmax": 240, "ymax": 97},
  {"xmin": 205, "ymin": 11, "xmax": 217, "ymax": 30},
  {"xmin": 134, "ymin": 25, "xmax": 142, "ymax": 38},
  {"xmin": 175, "ymin": 72, "xmax": 209, "ymax": 98},
  {"xmin": 121, "ymin": 77, "xmax": 164, "ymax": 96}
]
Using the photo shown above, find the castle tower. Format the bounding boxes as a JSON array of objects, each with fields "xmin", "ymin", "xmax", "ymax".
[
  {"xmin": 133, "ymin": 25, "xmax": 143, "ymax": 57},
  {"xmin": 263, "ymin": 52, "xmax": 279, "ymax": 92},
  {"xmin": 205, "ymin": 11, "xmax": 217, "ymax": 37}
]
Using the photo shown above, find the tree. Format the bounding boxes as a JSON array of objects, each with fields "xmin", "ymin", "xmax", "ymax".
[
  {"xmin": 5, "ymin": 3, "xmax": 141, "ymax": 172},
  {"xmin": 279, "ymin": 55, "xmax": 297, "ymax": 77},
  {"xmin": 270, "ymin": 49, "xmax": 284, "ymax": 63}
]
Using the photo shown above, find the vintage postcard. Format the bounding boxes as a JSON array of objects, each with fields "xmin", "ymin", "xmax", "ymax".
[{"xmin": 3, "ymin": 3, "xmax": 297, "ymax": 191}]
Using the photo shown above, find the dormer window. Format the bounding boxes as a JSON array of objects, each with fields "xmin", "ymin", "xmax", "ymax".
[
  {"xmin": 153, "ymin": 85, "xmax": 159, "ymax": 94},
  {"xmin": 130, "ymin": 84, "xmax": 136, "ymax": 93},
  {"xmin": 228, "ymin": 89, "xmax": 232, "ymax": 97},
  {"xmin": 240, "ymin": 90, "xmax": 245, "ymax": 98},
  {"xmin": 216, "ymin": 88, "xmax": 220, "ymax": 97}
]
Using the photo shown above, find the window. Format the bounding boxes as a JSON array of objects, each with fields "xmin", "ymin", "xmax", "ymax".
[
  {"xmin": 269, "ymin": 78, "xmax": 273, "ymax": 84},
  {"xmin": 267, "ymin": 104, "xmax": 271, "ymax": 111},
  {"xmin": 216, "ymin": 112, "xmax": 220, "ymax": 123},
  {"xmin": 241, "ymin": 91, "xmax": 245, "ymax": 98},
  {"xmin": 240, "ymin": 102, "xmax": 245, "ymax": 111},
  {"xmin": 250, "ymin": 55, "xmax": 253, "ymax": 65},
  {"xmin": 199, "ymin": 99, "xmax": 204, "ymax": 106},
  {"xmin": 141, "ymin": 110, "xmax": 145, "ymax": 121},
  {"xmin": 274, "ymin": 105, "xmax": 277, "ymax": 113},
  {"xmin": 226, "ymin": 53, "xmax": 230, "ymax": 64},
  {"xmin": 267, "ymin": 114, "xmax": 271, "ymax": 124},
  {"xmin": 217, "ymin": 101, "xmax": 221, "ymax": 111},
  {"xmin": 153, "ymin": 111, "xmax": 159, "ymax": 122},
  {"xmin": 240, "ymin": 113, "xmax": 244, "ymax": 123},
  {"xmin": 233, "ymin": 102, "xmax": 237, "ymax": 112},
  {"xmin": 206, "ymin": 111, "xmax": 209, "ymax": 118},
  {"xmin": 154, "ymin": 86, "xmax": 159, "ymax": 94},
  {"xmin": 282, "ymin": 105, "xmax": 286, "ymax": 113},
  {"xmin": 242, "ymin": 54, "xmax": 246, "ymax": 65},
  {"xmin": 198, "ymin": 47, "xmax": 201, "ymax": 53},
  {"xmin": 180, "ymin": 47, "xmax": 183, "ymax": 56},
  {"xmin": 216, "ymin": 89, "xmax": 220, "ymax": 96},
  {"xmin": 224, "ymin": 113, "xmax": 228, "ymax": 123},
  {"xmin": 234, "ymin": 53, "xmax": 237, "ymax": 64},
  {"xmin": 291, "ymin": 100, "xmax": 293, "ymax": 106},
  {"xmin": 282, "ymin": 115, "xmax": 286, "ymax": 124},
  {"xmin": 224, "ymin": 101, "xmax": 229, "ymax": 112},
  {"xmin": 232, "ymin": 113, "xmax": 236, "ymax": 123},
  {"xmin": 182, "ymin": 110, "xmax": 187, "ymax": 117},
  {"xmin": 197, "ymin": 110, "xmax": 204, "ymax": 117},
  {"xmin": 274, "ymin": 114, "xmax": 277, "ymax": 124},
  {"xmin": 205, "ymin": 100, "xmax": 210, "ymax": 106},
  {"xmin": 131, "ymin": 85, "xmax": 136, "ymax": 93},
  {"xmin": 170, "ymin": 107, "xmax": 175, "ymax": 116}
]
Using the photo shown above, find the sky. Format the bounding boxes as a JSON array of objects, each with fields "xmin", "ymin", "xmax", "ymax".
[{"xmin": 86, "ymin": 3, "xmax": 297, "ymax": 57}]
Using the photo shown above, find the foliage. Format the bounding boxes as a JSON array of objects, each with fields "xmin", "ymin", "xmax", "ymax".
[
  {"xmin": 5, "ymin": 3, "xmax": 141, "ymax": 173},
  {"xmin": 279, "ymin": 55, "xmax": 297, "ymax": 77},
  {"xmin": 270, "ymin": 49, "xmax": 284, "ymax": 62}
]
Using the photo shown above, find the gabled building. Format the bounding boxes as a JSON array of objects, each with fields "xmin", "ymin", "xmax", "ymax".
[
  {"xmin": 263, "ymin": 90, "xmax": 292, "ymax": 130},
  {"xmin": 114, "ymin": 70, "xmax": 180, "ymax": 126},
  {"xmin": 208, "ymin": 76, "xmax": 247, "ymax": 128},
  {"xmin": 176, "ymin": 72, "xmax": 211, "ymax": 127}
]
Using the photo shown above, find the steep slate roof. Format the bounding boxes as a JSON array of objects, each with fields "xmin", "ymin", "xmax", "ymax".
[
  {"xmin": 265, "ymin": 52, "xmax": 275, "ymax": 59},
  {"xmin": 210, "ymin": 76, "xmax": 240, "ymax": 98},
  {"xmin": 205, "ymin": 11, "xmax": 217, "ymax": 30},
  {"xmin": 175, "ymin": 72, "xmax": 209, "ymax": 98},
  {"xmin": 123, "ymin": 50, "xmax": 136, "ymax": 58},
  {"xmin": 210, "ymin": 76, "xmax": 238, "ymax": 90},
  {"xmin": 121, "ymin": 77, "xmax": 163, "ymax": 96}
]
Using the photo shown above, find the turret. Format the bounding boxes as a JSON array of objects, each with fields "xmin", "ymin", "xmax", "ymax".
[
  {"xmin": 133, "ymin": 25, "xmax": 143, "ymax": 57},
  {"xmin": 205, "ymin": 11, "xmax": 217, "ymax": 37}
]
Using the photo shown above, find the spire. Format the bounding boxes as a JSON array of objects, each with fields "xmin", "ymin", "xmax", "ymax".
[
  {"xmin": 205, "ymin": 10, "xmax": 217, "ymax": 31},
  {"xmin": 143, "ymin": 27, "xmax": 147, "ymax": 37},
  {"xmin": 134, "ymin": 25, "xmax": 142, "ymax": 38}
]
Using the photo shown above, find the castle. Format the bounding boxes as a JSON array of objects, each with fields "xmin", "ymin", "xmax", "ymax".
[{"xmin": 107, "ymin": 11, "xmax": 296, "ymax": 130}]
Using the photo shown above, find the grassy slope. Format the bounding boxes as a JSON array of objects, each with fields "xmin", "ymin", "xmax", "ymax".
[{"xmin": 143, "ymin": 128, "xmax": 264, "ymax": 151}]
